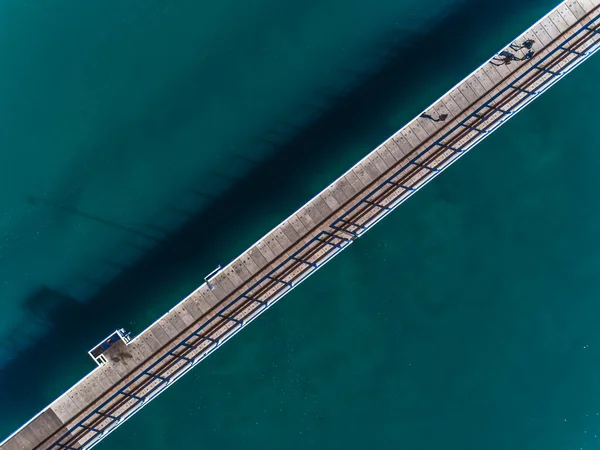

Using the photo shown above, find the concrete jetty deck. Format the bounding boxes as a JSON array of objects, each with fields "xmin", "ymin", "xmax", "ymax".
[{"xmin": 3, "ymin": 1, "xmax": 600, "ymax": 449}]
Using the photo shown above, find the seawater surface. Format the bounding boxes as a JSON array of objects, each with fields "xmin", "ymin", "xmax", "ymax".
[{"xmin": 1, "ymin": 0, "xmax": 600, "ymax": 449}]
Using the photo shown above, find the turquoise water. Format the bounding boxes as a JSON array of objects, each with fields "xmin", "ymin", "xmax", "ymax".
[{"xmin": 2, "ymin": 0, "xmax": 600, "ymax": 449}]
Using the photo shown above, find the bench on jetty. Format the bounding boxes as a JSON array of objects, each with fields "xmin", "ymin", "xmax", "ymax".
[{"xmin": 3, "ymin": 1, "xmax": 600, "ymax": 449}]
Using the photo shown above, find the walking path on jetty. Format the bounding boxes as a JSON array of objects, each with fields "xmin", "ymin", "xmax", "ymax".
[{"xmin": 3, "ymin": 1, "xmax": 600, "ymax": 449}]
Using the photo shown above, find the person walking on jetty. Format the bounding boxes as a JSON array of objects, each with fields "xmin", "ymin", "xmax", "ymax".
[
  {"xmin": 491, "ymin": 50, "xmax": 519, "ymax": 66},
  {"xmin": 421, "ymin": 113, "xmax": 448, "ymax": 122},
  {"xmin": 510, "ymin": 39, "xmax": 535, "ymax": 51},
  {"xmin": 516, "ymin": 49, "xmax": 535, "ymax": 61}
]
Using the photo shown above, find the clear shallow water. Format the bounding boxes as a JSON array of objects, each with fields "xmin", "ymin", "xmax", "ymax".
[{"xmin": 2, "ymin": 0, "xmax": 600, "ymax": 449}]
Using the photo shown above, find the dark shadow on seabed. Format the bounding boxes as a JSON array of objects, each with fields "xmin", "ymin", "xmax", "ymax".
[{"xmin": 0, "ymin": 0, "xmax": 552, "ymax": 436}]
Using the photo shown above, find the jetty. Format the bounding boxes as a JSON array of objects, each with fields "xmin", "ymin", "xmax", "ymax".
[{"xmin": 2, "ymin": 1, "xmax": 600, "ymax": 449}]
